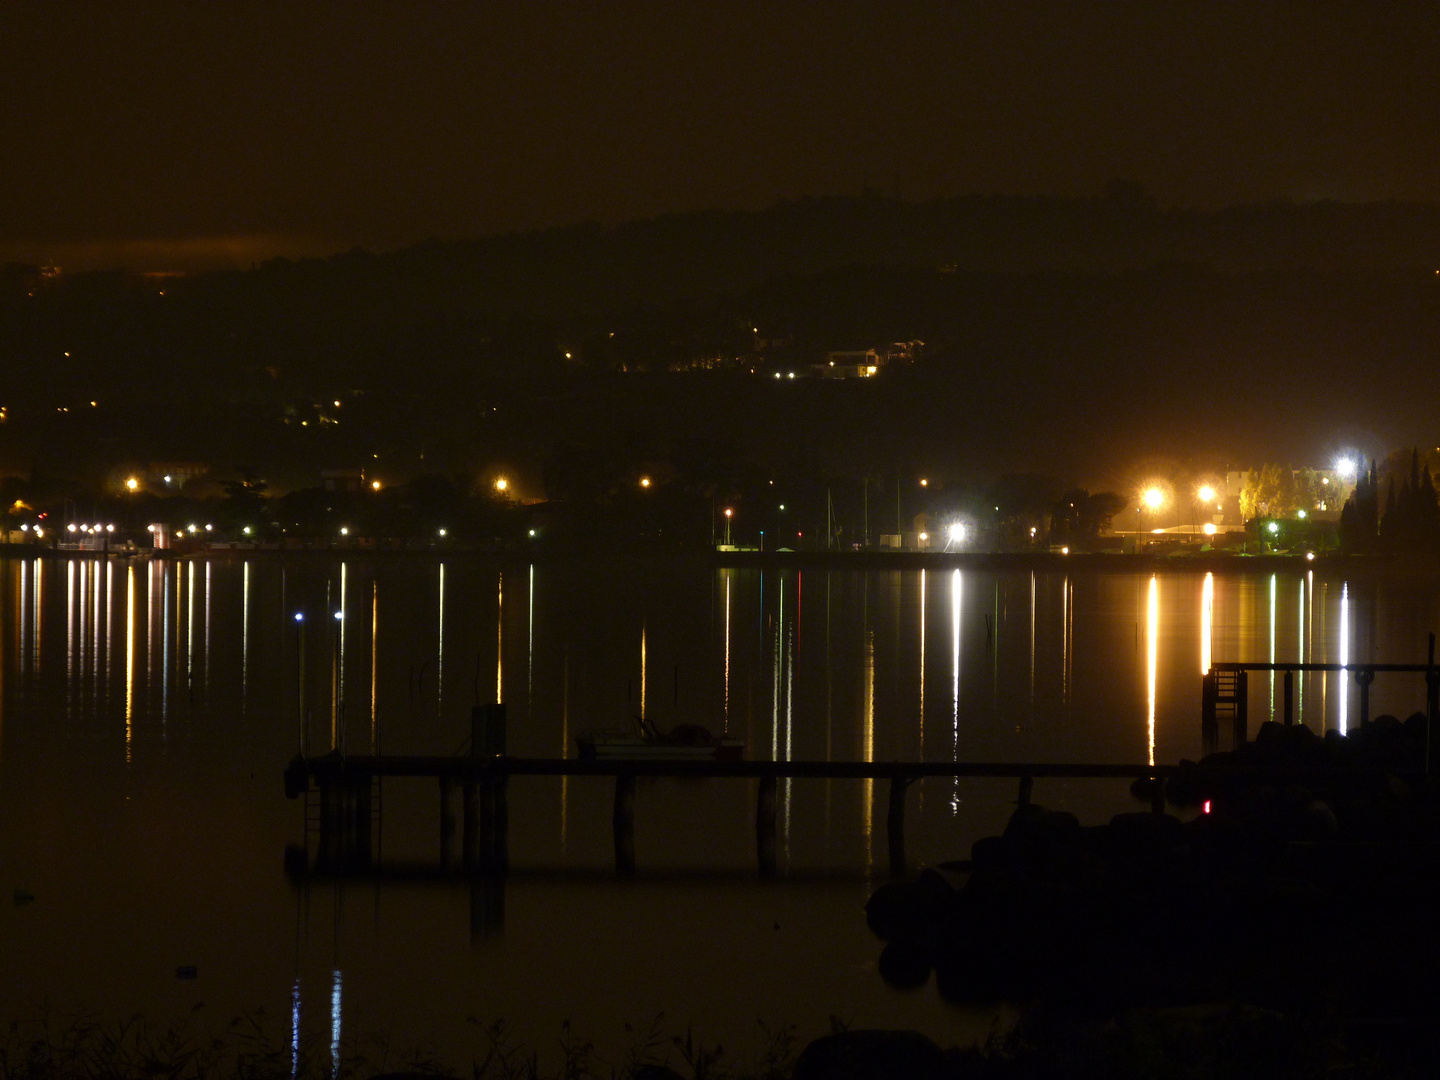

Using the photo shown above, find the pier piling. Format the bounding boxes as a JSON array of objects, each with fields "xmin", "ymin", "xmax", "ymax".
[
  {"xmin": 439, "ymin": 776, "xmax": 456, "ymax": 867},
  {"xmin": 613, "ymin": 772, "xmax": 636, "ymax": 876},
  {"xmin": 756, "ymin": 775, "xmax": 778, "ymax": 877},
  {"xmin": 887, "ymin": 777, "xmax": 909, "ymax": 878}
]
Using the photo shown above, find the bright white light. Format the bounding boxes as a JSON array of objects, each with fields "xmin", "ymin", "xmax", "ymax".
[
  {"xmin": 105, "ymin": 524, "xmax": 114, "ymax": 532},
  {"xmin": 1267, "ymin": 521, "xmax": 1280, "ymax": 534},
  {"xmin": 438, "ymin": 528, "xmax": 447, "ymax": 537},
  {"xmin": 294, "ymin": 613, "xmax": 304, "ymax": 622},
  {"xmin": 1203, "ymin": 522, "xmax": 1218, "ymax": 536},
  {"xmin": 334, "ymin": 611, "xmax": 343, "ymax": 621},
  {"xmin": 948, "ymin": 522, "xmax": 965, "ymax": 543},
  {"xmin": 146, "ymin": 525, "xmax": 155, "ymax": 532},
  {"xmin": 1306, "ymin": 551, "xmax": 1316, "ymax": 561},
  {"xmin": 242, "ymin": 526, "xmax": 251, "ymax": 535},
  {"xmin": 1297, "ymin": 509, "xmax": 1307, "ymax": 519},
  {"xmin": 1197, "ymin": 484, "xmax": 1215, "ymax": 503},
  {"xmin": 187, "ymin": 524, "xmax": 197, "ymax": 533},
  {"xmin": 20, "ymin": 524, "xmax": 27, "ymax": 532},
  {"xmin": 1142, "ymin": 487, "xmax": 1164, "ymax": 510},
  {"xmin": 495, "ymin": 478, "xmax": 508, "ymax": 492},
  {"xmin": 33, "ymin": 527, "xmax": 41, "ymax": 537},
  {"xmin": 1336, "ymin": 459, "xmax": 1357, "ymax": 480},
  {"xmin": 67, "ymin": 523, "xmax": 76, "ymax": 532},
  {"xmin": 1060, "ymin": 546, "xmax": 1069, "ymax": 554},
  {"xmin": 528, "ymin": 528, "xmax": 536, "ymax": 537},
  {"xmin": 204, "ymin": 524, "xmax": 212, "ymax": 532},
  {"xmin": 125, "ymin": 477, "xmax": 139, "ymax": 491},
  {"xmin": 918, "ymin": 531, "xmax": 929, "ymax": 542},
  {"xmin": 339, "ymin": 526, "xmax": 349, "ymax": 536}
]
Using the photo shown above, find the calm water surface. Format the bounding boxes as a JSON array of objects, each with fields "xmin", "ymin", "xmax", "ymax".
[{"xmin": 3, "ymin": 555, "xmax": 1439, "ymax": 1062}]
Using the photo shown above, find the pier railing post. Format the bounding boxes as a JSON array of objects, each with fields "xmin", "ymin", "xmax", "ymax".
[
  {"xmin": 614, "ymin": 772, "xmax": 636, "ymax": 877},
  {"xmin": 472, "ymin": 704, "xmax": 506, "ymax": 757},
  {"xmin": 1282, "ymin": 670, "xmax": 1294, "ymax": 726},
  {"xmin": 756, "ymin": 774, "xmax": 777, "ymax": 878},
  {"xmin": 887, "ymin": 776, "xmax": 909, "ymax": 879}
]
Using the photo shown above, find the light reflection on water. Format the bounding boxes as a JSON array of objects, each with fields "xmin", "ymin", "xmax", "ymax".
[
  {"xmin": 15, "ymin": 557, "xmax": 1440, "ymax": 766},
  {"xmin": 9, "ymin": 555, "xmax": 1440, "ymax": 1057}
]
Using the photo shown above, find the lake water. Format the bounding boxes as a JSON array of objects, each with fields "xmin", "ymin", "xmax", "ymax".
[{"xmin": 3, "ymin": 555, "xmax": 1439, "ymax": 1067}]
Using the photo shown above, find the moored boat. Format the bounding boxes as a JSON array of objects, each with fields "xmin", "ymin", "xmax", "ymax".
[{"xmin": 575, "ymin": 717, "xmax": 744, "ymax": 760}]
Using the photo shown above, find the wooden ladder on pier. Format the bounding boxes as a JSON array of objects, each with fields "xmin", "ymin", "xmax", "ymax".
[
  {"xmin": 300, "ymin": 772, "xmax": 384, "ymax": 862},
  {"xmin": 1202, "ymin": 669, "xmax": 1248, "ymax": 752}
]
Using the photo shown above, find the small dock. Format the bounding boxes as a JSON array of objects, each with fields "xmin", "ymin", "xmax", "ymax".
[
  {"xmin": 285, "ymin": 705, "xmax": 1176, "ymax": 879},
  {"xmin": 1202, "ymin": 659, "xmax": 1440, "ymax": 760}
]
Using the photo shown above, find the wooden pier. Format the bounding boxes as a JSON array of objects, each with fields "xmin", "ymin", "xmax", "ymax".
[
  {"xmin": 286, "ymin": 705, "xmax": 1178, "ymax": 879},
  {"xmin": 1202, "ymin": 659, "xmax": 1440, "ymax": 762}
]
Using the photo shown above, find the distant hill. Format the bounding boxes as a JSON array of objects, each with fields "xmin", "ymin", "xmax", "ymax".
[
  {"xmin": 4, "ymin": 191, "xmax": 1440, "ymax": 488},
  {"xmin": 175, "ymin": 190, "xmax": 1440, "ymax": 325}
]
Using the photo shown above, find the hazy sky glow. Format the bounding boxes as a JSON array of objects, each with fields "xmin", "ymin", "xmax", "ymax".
[{"xmin": 5, "ymin": 1, "xmax": 1440, "ymax": 269}]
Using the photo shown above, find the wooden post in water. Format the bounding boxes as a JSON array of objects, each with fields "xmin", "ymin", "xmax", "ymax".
[
  {"xmin": 318, "ymin": 778, "xmax": 340, "ymax": 867},
  {"xmin": 439, "ymin": 776, "xmax": 456, "ymax": 868},
  {"xmin": 1427, "ymin": 635, "xmax": 1438, "ymax": 774},
  {"xmin": 1017, "ymin": 775, "xmax": 1033, "ymax": 807},
  {"xmin": 351, "ymin": 772, "xmax": 372, "ymax": 868},
  {"xmin": 469, "ymin": 704, "xmax": 508, "ymax": 871},
  {"xmin": 756, "ymin": 774, "xmax": 777, "ymax": 878},
  {"xmin": 613, "ymin": 772, "xmax": 636, "ymax": 876},
  {"xmin": 1357, "ymin": 669, "xmax": 1374, "ymax": 727},
  {"xmin": 1201, "ymin": 673, "xmax": 1219, "ymax": 754},
  {"xmin": 1283, "ymin": 670, "xmax": 1295, "ymax": 726},
  {"xmin": 462, "ymin": 782, "xmax": 481, "ymax": 866},
  {"xmin": 481, "ymin": 772, "xmax": 508, "ymax": 872},
  {"xmin": 887, "ymin": 777, "xmax": 909, "ymax": 879},
  {"xmin": 1233, "ymin": 671, "xmax": 1249, "ymax": 746}
]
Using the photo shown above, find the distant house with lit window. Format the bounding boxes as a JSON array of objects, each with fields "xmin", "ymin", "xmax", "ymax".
[{"xmin": 814, "ymin": 349, "xmax": 883, "ymax": 379}]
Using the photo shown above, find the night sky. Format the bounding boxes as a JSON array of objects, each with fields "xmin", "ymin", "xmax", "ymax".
[{"xmin": 6, "ymin": 1, "xmax": 1440, "ymax": 270}]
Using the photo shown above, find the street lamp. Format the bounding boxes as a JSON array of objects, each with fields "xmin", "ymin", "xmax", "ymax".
[
  {"xmin": 723, "ymin": 507, "xmax": 733, "ymax": 545},
  {"xmin": 125, "ymin": 477, "xmax": 139, "ymax": 492},
  {"xmin": 494, "ymin": 477, "xmax": 508, "ymax": 493},
  {"xmin": 639, "ymin": 476, "xmax": 651, "ymax": 488}
]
